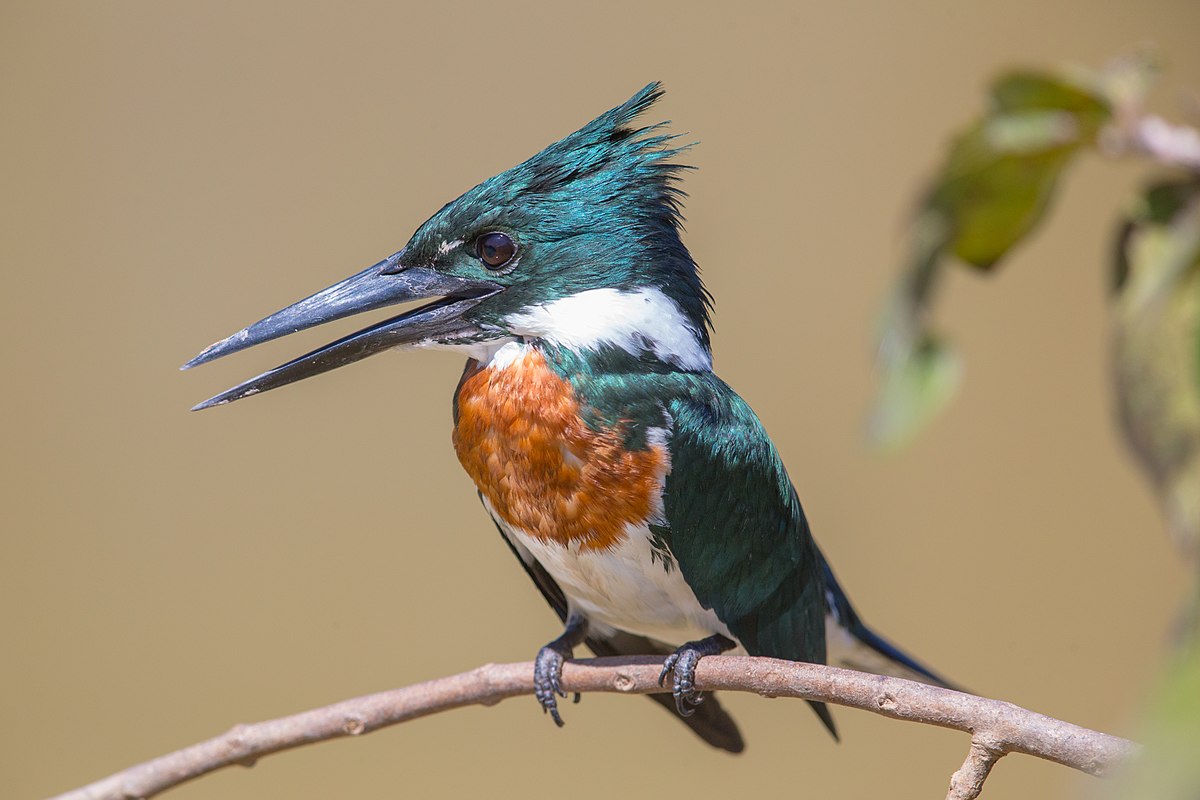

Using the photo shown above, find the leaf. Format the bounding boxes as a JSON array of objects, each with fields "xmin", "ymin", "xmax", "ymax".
[
  {"xmin": 1109, "ymin": 178, "xmax": 1200, "ymax": 800},
  {"xmin": 932, "ymin": 122, "xmax": 1074, "ymax": 268},
  {"xmin": 870, "ymin": 59, "xmax": 1165, "ymax": 448},
  {"xmin": 871, "ymin": 61, "xmax": 1142, "ymax": 448},
  {"xmin": 1109, "ymin": 600, "xmax": 1200, "ymax": 800},
  {"xmin": 1112, "ymin": 178, "xmax": 1200, "ymax": 556},
  {"xmin": 990, "ymin": 71, "xmax": 1111, "ymax": 137},
  {"xmin": 870, "ymin": 212, "xmax": 962, "ymax": 449},
  {"xmin": 869, "ymin": 332, "xmax": 961, "ymax": 452},
  {"xmin": 928, "ymin": 68, "xmax": 1114, "ymax": 271}
]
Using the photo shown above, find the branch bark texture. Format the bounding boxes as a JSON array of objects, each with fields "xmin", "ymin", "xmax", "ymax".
[{"xmin": 51, "ymin": 656, "xmax": 1138, "ymax": 800}]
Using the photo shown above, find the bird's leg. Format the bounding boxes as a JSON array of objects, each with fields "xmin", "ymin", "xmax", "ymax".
[
  {"xmin": 534, "ymin": 613, "xmax": 589, "ymax": 727},
  {"xmin": 658, "ymin": 634, "xmax": 736, "ymax": 717}
]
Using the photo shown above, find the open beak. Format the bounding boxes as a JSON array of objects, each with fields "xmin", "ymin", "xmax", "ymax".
[{"xmin": 182, "ymin": 249, "xmax": 502, "ymax": 410}]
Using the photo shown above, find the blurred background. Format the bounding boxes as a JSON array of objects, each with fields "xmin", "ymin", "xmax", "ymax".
[{"xmin": 3, "ymin": 2, "xmax": 1198, "ymax": 798}]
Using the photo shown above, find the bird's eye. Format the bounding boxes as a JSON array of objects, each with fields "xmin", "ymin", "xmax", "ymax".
[{"xmin": 476, "ymin": 232, "xmax": 517, "ymax": 270}]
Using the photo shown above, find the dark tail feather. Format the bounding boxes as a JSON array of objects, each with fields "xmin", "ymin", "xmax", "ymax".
[
  {"xmin": 807, "ymin": 700, "xmax": 839, "ymax": 741},
  {"xmin": 588, "ymin": 630, "xmax": 745, "ymax": 753},
  {"xmin": 843, "ymin": 615, "xmax": 961, "ymax": 690},
  {"xmin": 641, "ymin": 690, "xmax": 746, "ymax": 753},
  {"xmin": 821, "ymin": 556, "xmax": 962, "ymax": 692}
]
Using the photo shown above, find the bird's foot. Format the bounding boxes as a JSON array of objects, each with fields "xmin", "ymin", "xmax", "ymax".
[
  {"xmin": 534, "ymin": 643, "xmax": 580, "ymax": 726},
  {"xmin": 534, "ymin": 615, "xmax": 588, "ymax": 727},
  {"xmin": 658, "ymin": 634, "xmax": 736, "ymax": 717}
]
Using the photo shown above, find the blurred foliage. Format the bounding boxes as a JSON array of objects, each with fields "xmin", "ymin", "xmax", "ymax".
[
  {"xmin": 939, "ymin": 71, "xmax": 1111, "ymax": 269},
  {"xmin": 1109, "ymin": 177, "xmax": 1200, "ymax": 800},
  {"xmin": 873, "ymin": 54, "xmax": 1200, "ymax": 799},
  {"xmin": 872, "ymin": 211, "xmax": 961, "ymax": 450},
  {"xmin": 1107, "ymin": 597, "xmax": 1200, "ymax": 800},
  {"xmin": 871, "ymin": 56, "xmax": 1154, "ymax": 449},
  {"xmin": 1113, "ymin": 178, "xmax": 1200, "ymax": 556}
]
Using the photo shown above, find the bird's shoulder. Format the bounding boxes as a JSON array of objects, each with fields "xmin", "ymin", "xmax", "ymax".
[
  {"xmin": 542, "ymin": 345, "xmax": 775, "ymax": 453},
  {"xmin": 568, "ymin": 357, "xmax": 794, "ymax": 495},
  {"xmin": 648, "ymin": 371, "xmax": 813, "ymax": 577}
]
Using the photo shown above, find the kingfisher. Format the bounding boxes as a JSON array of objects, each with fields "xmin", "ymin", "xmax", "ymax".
[{"xmin": 184, "ymin": 83, "xmax": 955, "ymax": 752}]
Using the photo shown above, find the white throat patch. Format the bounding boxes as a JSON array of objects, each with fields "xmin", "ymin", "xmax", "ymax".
[{"xmin": 503, "ymin": 287, "xmax": 712, "ymax": 371}]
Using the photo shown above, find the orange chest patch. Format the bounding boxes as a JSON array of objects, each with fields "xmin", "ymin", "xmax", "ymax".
[{"xmin": 452, "ymin": 347, "xmax": 667, "ymax": 552}]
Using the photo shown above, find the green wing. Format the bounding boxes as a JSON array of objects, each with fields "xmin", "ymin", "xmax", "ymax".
[
  {"xmin": 544, "ymin": 351, "xmax": 836, "ymax": 736},
  {"xmin": 655, "ymin": 374, "xmax": 827, "ymax": 666}
]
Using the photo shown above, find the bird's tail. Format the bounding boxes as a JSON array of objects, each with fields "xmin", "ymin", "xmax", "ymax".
[{"xmin": 821, "ymin": 557, "xmax": 961, "ymax": 691}]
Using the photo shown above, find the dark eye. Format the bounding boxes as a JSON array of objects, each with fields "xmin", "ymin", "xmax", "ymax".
[{"xmin": 476, "ymin": 232, "xmax": 516, "ymax": 269}]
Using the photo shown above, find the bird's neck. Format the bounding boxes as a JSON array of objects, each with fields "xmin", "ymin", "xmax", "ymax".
[
  {"xmin": 501, "ymin": 286, "xmax": 712, "ymax": 374},
  {"xmin": 456, "ymin": 337, "xmax": 686, "ymax": 455}
]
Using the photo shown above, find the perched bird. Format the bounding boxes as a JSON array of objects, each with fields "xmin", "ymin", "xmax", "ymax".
[{"xmin": 185, "ymin": 83, "xmax": 955, "ymax": 752}]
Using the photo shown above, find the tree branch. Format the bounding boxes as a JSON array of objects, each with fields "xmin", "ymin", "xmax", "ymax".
[
  {"xmin": 50, "ymin": 656, "xmax": 1138, "ymax": 800},
  {"xmin": 946, "ymin": 738, "xmax": 1004, "ymax": 800}
]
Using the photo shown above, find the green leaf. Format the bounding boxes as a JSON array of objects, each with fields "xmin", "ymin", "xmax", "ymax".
[
  {"xmin": 982, "ymin": 109, "xmax": 1081, "ymax": 152},
  {"xmin": 1112, "ymin": 178, "xmax": 1200, "ymax": 555},
  {"xmin": 926, "ymin": 67, "xmax": 1116, "ymax": 272},
  {"xmin": 932, "ymin": 123, "xmax": 1073, "ymax": 269},
  {"xmin": 1110, "ymin": 601, "xmax": 1200, "ymax": 800},
  {"xmin": 870, "ymin": 332, "xmax": 962, "ymax": 452},
  {"xmin": 915, "ymin": 67, "xmax": 1116, "ymax": 273},
  {"xmin": 1111, "ymin": 177, "xmax": 1195, "ymax": 293},
  {"xmin": 871, "ymin": 59, "xmax": 1144, "ymax": 448},
  {"xmin": 870, "ymin": 213, "xmax": 962, "ymax": 449},
  {"xmin": 990, "ymin": 71, "xmax": 1111, "ymax": 138},
  {"xmin": 1145, "ymin": 179, "xmax": 1200, "ymax": 224}
]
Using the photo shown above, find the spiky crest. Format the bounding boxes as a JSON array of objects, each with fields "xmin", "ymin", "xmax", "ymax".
[{"xmin": 404, "ymin": 83, "xmax": 713, "ymax": 353}]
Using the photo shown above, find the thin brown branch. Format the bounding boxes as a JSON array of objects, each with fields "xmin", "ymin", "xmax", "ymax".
[
  {"xmin": 1100, "ymin": 113, "xmax": 1200, "ymax": 172},
  {"xmin": 50, "ymin": 656, "xmax": 1139, "ymax": 800},
  {"xmin": 946, "ymin": 738, "xmax": 1004, "ymax": 800}
]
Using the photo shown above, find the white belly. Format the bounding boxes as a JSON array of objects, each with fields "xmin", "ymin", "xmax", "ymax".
[{"xmin": 490, "ymin": 504, "xmax": 735, "ymax": 647}]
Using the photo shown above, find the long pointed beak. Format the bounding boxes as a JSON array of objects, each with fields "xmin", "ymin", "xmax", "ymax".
[{"xmin": 183, "ymin": 250, "xmax": 502, "ymax": 410}]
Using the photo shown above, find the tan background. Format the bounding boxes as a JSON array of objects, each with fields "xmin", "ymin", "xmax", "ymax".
[{"xmin": 4, "ymin": 2, "xmax": 1198, "ymax": 798}]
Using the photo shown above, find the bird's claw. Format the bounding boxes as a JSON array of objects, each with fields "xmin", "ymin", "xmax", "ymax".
[
  {"xmin": 534, "ymin": 644, "xmax": 573, "ymax": 726},
  {"xmin": 659, "ymin": 647, "xmax": 706, "ymax": 717}
]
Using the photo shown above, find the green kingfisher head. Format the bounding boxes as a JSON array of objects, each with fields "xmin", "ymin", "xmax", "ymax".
[{"xmin": 184, "ymin": 83, "xmax": 713, "ymax": 409}]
